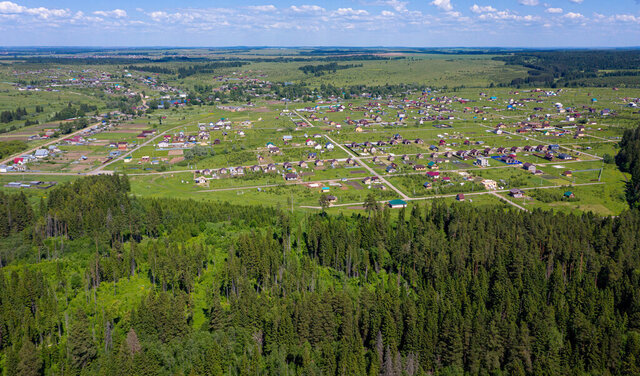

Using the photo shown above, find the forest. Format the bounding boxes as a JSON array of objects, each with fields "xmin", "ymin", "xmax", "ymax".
[
  {"xmin": 616, "ymin": 126, "xmax": 640, "ymax": 208},
  {"xmin": 496, "ymin": 50, "xmax": 640, "ymax": 88},
  {"xmin": 0, "ymin": 167, "xmax": 639, "ymax": 375}
]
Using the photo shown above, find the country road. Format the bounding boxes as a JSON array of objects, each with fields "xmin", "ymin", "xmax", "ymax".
[
  {"xmin": 0, "ymin": 122, "xmax": 102, "ymax": 167},
  {"xmin": 324, "ymin": 134, "xmax": 410, "ymax": 200},
  {"xmin": 92, "ymin": 124, "xmax": 186, "ymax": 173}
]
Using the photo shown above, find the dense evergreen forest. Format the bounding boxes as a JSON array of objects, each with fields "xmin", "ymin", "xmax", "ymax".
[
  {"xmin": 0, "ymin": 170, "xmax": 640, "ymax": 375},
  {"xmin": 495, "ymin": 50, "xmax": 640, "ymax": 88},
  {"xmin": 616, "ymin": 126, "xmax": 640, "ymax": 208}
]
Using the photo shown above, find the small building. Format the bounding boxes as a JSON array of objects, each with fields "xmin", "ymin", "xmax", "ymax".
[
  {"xmin": 456, "ymin": 193, "xmax": 465, "ymax": 201},
  {"xmin": 523, "ymin": 163, "xmax": 536, "ymax": 173},
  {"xmin": 510, "ymin": 189, "xmax": 524, "ymax": 198},
  {"xmin": 562, "ymin": 170, "xmax": 573, "ymax": 177},
  {"xmin": 34, "ymin": 149, "xmax": 49, "ymax": 159},
  {"xmin": 475, "ymin": 157, "xmax": 490, "ymax": 167},
  {"xmin": 285, "ymin": 173, "xmax": 299, "ymax": 181},
  {"xmin": 564, "ymin": 191, "xmax": 575, "ymax": 199},
  {"xmin": 388, "ymin": 199, "xmax": 408, "ymax": 209},
  {"xmin": 413, "ymin": 164, "xmax": 426, "ymax": 171}
]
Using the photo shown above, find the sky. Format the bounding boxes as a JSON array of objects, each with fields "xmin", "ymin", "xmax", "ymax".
[{"xmin": 0, "ymin": 0, "xmax": 639, "ymax": 47}]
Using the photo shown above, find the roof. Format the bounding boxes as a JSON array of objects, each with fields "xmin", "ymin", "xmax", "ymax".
[{"xmin": 389, "ymin": 199, "xmax": 407, "ymax": 206}]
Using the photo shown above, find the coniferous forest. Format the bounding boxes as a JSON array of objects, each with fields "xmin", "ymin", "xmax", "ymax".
[{"xmin": 1, "ymin": 131, "xmax": 640, "ymax": 374}]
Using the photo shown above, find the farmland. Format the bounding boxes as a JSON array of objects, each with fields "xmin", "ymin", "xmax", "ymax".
[{"xmin": 0, "ymin": 47, "xmax": 638, "ymax": 216}]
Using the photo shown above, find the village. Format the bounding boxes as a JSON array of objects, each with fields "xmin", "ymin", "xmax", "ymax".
[{"xmin": 1, "ymin": 80, "xmax": 633, "ymax": 214}]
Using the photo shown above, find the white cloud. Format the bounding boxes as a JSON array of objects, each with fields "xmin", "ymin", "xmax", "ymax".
[
  {"xmin": 333, "ymin": 8, "xmax": 369, "ymax": 16},
  {"xmin": 247, "ymin": 5, "xmax": 277, "ymax": 12},
  {"xmin": 568, "ymin": 0, "xmax": 583, "ymax": 3},
  {"xmin": 381, "ymin": 10, "xmax": 395, "ymax": 16},
  {"xmin": 564, "ymin": 12, "xmax": 583, "ymax": 19},
  {"xmin": 430, "ymin": 0, "xmax": 453, "ymax": 12},
  {"xmin": 470, "ymin": 5, "xmax": 497, "ymax": 14},
  {"xmin": 0, "ymin": 2, "xmax": 71, "ymax": 19},
  {"xmin": 289, "ymin": 5, "xmax": 325, "ymax": 14},
  {"xmin": 93, "ymin": 9, "xmax": 127, "ymax": 18},
  {"xmin": 477, "ymin": 9, "xmax": 540, "ymax": 22},
  {"xmin": 545, "ymin": 8, "xmax": 563, "ymax": 14},
  {"xmin": 518, "ymin": 0, "xmax": 540, "ymax": 6},
  {"xmin": 0, "ymin": 1, "xmax": 24, "ymax": 13},
  {"xmin": 614, "ymin": 14, "xmax": 639, "ymax": 23}
]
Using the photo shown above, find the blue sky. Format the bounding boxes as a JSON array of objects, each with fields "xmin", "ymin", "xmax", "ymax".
[{"xmin": 0, "ymin": 0, "xmax": 639, "ymax": 47}]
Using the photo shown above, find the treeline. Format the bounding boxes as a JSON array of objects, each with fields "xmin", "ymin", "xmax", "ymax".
[
  {"xmin": 616, "ymin": 125, "xmax": 640, "ymax": 208},
  {"xmin": 51, "ymin": 103, "xmax": 97, "ymax": 121},
  {"xmin": 176, "ymin": 61, "xmax": 248, "ymax": 78},
  {"xmin": 126, "ymin": 65, "xmax": 174, "ymax": 74},
  {"xmin": 0, "ymin": 191, "xmax": 33, "ymax": 238},
  {"xmin": 0, "ymin": 107, "xmax": 28, "ymax": 123},
  {"xmin": 272, "ymin": 82, "xmax": 420, "ymax": 101},
  {"xmin": 2, "ymin": 174, "xmax": 640, "ymax": 374},
  {"xmin": 0, "ymin": 140, "xmax": 28, "ymax": 160},
  {"xmin": 299, "ymin": 62, "xmax": 362, "ymax": 76},
  {"xmin": 496, "ymin": 50, "xmax": 640, "ymax": 87}
]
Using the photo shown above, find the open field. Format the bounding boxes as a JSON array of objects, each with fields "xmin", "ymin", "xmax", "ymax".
[{"xmin": 0, "ymin": 49, "xmax": 638, "ymax": 215}]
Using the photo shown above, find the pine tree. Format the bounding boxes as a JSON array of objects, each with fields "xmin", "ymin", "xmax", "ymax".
[
  {"xmin": 68, "ymin": 310, "xmax": 96, "ymax": 370},
  {"xmin": 16, "ymin": 337, "xmax": 42, "ymax": 376}
]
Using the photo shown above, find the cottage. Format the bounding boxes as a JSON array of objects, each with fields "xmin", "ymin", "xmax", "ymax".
[
  {"xmin": 413, "ymin": 164, "xmax": 426, "ymax": 171},
  {"xmin": 481, "ymin": 179, "xmax": 498, "ymax": 190},
  {"xmin": 456, "ymin": 193, "xmax": 466, "ymax": 201},
  {"xmin": 423, "ymin": 182, "xmax": 433, "ymax": 189},
  {"xmin": 362, "ymin": 176, "xmax": 380, "ymax": 185},
  {"xmin": 562, "ymin": 170, "xmax": 573, "ymax": 177},
  {"xmin": 475, "ymin": 157, "xmax": 490, "ymax": 167},
  {"xmin": 285, "ymin": 173, "xmax": 299, "ymax": 181},
  {"xmin": 510, "ymin": 189, "xmax": 524, "ymax": 198},
  {"xmin": 523, "ymin": 163, "xmax": 536, "ymax": 173},
  {"xmin": 194, "ymin": 176, "xmax": 208, "ymax": 185},
  {"xmin": 388, "ymin": 199, "xmax": 408, "ymax": 209},
  {"xmin": 564, "ymin": 191, "xmax": 575, "ymax": 199},
  {"xmin": 34, "ymin": 149, "xmax": 49, "ymax": 159}
]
